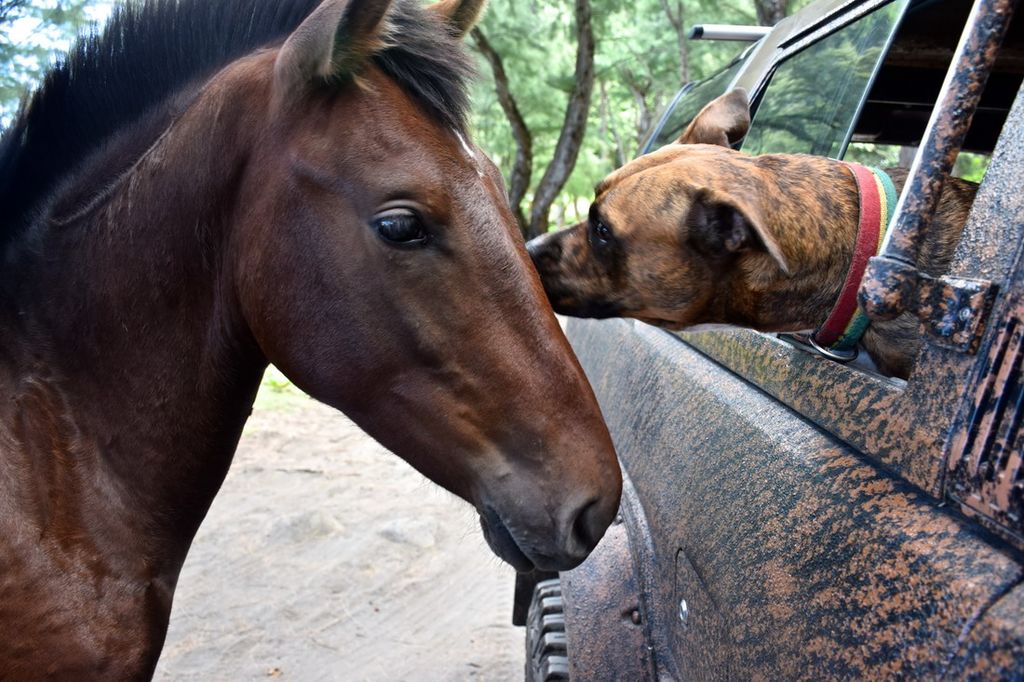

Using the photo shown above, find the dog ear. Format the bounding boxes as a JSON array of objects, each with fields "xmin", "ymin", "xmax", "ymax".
[
  {"xmin": 685, "ymin": 188, "xmax": 790, "ymax": 274},
  {"xmin": 677, "ymin": 88, "xmax": 751, "ymax": 147}
]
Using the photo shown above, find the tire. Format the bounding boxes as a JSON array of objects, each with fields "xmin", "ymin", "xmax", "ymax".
[{"xmin": 524, "ymin": 578, "xmax": 569, "ymax": 681}]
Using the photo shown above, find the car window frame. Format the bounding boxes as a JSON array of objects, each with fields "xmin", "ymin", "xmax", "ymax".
[{"xmin": 738, "ymin": 0, "xmax": 911, "ymax": 159}]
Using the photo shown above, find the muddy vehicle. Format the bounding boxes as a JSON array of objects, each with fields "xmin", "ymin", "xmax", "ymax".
[{"xmin": 517, "ymin": 0, "xmax": 1024, "ymax": 678}]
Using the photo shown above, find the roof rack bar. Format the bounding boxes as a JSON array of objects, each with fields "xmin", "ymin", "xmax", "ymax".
[
  {"xmin": 688, "ymin": 24, "xmax": 771, "ymax": 42},
  {"xmin": 860, "ymin": 0, "xmax": 1019, "ymax": 327}
]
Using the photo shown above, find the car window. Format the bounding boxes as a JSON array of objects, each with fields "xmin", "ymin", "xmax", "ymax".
[
  {"xmin": 742, "ymin": 0, "xmax": 910, "ymax": 158},
  {"xmin": 845, "ymin": 142, "xmax": 992, "ymax": 182},
  {"xmin": 644, "ymin": 57, "xmax": 746, "ymax": 153}
]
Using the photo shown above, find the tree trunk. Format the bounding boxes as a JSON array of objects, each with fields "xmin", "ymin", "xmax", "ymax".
[
  {"xmin": 621, "ymin": 67, "xmax": 654, "ymax": 151},
  {"xmin": 598, "ymin": 81, "xmax": 626, "ymax": 168},
  {"xmin": 526, "ymin": 0, "xmax": 594, "ymax": 239},
  {"xmin": 470, "ymin": 27, "xmax": 533, "ymax": 235},
  {"xmin": 659, "ymin": 0, "xmax": 689, "ymax": 83},
  {"xmin": 754, "ymin": 0, "xmax": 788, "ymax": 26}
]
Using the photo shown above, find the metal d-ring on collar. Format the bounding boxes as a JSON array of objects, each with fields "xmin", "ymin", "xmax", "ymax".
[
  {"xmin": 779, "ymin": 332, "xmax": 860, "ymax": 363},
  {"xmin": 807, "ymin": 333, "xmax": 860, "ymax": 362}
]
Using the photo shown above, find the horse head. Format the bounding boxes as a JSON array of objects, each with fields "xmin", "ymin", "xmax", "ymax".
[{"xmin": 232, "ymin": 0, "xmax": 621, "ymax": 571}]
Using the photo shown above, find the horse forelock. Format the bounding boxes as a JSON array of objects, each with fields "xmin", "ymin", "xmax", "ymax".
[
  {"xmin": 374, "ymin": 2, "xmax": 474, "ymax": 130},
  {"xmin": 0, "ymin": 0, "xmax": 473, "ymax": 259}
]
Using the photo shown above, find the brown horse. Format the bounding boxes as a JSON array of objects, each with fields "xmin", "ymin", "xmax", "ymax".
[{"xmin": 0, "ymin": 0, "xmax": 621, "ymax": 676}]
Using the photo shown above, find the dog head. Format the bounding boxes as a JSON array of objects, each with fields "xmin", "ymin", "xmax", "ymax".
[{"xmin": 527, "ymin": 89, "xmax": 790, "ymax": 329}]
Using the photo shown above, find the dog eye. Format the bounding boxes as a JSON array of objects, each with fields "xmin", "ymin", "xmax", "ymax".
[
  {"xmin": 589, "ymin": 218, "xmax": 613, "ymax": 247},
  {"xmin": 372, "ymin": 208, "xmax": 429, "ymax": 247}
]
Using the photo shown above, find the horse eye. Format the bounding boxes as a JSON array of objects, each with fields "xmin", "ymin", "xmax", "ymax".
[{"xmin": 372, "ymin": 209, "xmax": 429, "ymax": 247}]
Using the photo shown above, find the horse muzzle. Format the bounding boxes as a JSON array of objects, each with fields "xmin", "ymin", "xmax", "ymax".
[{"xmin": 478, "ymin": 494, "xmax": 615, "ymax": 573}]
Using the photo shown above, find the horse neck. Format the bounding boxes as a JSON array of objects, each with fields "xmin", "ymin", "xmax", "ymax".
[{"xmin": 1, "ymin": 68, "xmax": 270, "ymax": 571}]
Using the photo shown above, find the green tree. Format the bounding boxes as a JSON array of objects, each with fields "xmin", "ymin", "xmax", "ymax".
[{"xmin": 0, "ymin": 0, "xmax": 95, "ymax": 122}]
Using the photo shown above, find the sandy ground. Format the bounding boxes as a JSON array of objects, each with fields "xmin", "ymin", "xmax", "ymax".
[{"xmin": 153, "ymin": 377, "xmax": 524, "ymax": 681}]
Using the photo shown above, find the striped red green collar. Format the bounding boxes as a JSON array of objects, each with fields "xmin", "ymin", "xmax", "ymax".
[{"xmin": 810, "ymin": 163, "xmax": 897, "ymax": 356}]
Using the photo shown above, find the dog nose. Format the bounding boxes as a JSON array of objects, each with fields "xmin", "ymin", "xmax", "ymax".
[{"xmin": 526, "ymin": 235, "xmax": 561, "ymax": 268}]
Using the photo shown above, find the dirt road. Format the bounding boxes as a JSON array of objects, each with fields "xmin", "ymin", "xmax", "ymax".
[{"xmin": 153, "ymin": 376, "xmax": 523, "ymax": 681}]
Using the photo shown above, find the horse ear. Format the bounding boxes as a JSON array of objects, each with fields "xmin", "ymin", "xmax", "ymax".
[
  {"xmin": 685, "ymin": 187, "xmax": 790, "ymax": 274},
  {"xmin": 274, "ymin": 0, "xmax": 394, "ymax": 98},
  {"xmin": 428, "ymin": 0, "xmax": 487, "ymax": 37},
  {"xmin": 677, "ymin": 88, "xmax": 751, "ymax": 147}
]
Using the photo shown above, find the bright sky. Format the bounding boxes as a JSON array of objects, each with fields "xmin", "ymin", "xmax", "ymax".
[
  {"xmin": 8, "ymin": 1, "xmax": 115, "ymax": 53},
  {"xmin": 1, "ymin": 2, "xmax": 116, "ymax": 125}
]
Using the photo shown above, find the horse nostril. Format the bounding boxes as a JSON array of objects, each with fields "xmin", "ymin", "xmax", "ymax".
[{"xmin": 570, "ymin": 499, "xmax": 606, "ymax": 555}]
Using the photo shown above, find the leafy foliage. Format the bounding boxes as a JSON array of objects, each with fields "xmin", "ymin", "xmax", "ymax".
[{"xmin": 0, "ymin": 0, "xmax": 96, "ymax": 122}]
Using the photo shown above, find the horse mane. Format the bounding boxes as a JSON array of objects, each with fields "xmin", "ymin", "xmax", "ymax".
[{"xmin": 0, "ymin": 0, "xmax": 473, "ymax": 254}]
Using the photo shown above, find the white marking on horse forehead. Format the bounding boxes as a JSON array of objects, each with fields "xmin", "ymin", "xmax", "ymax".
[
  {"xmin": 454, "ymin": 130, "xmax": 486, "ymax": 177},
  {"xmin": 454, "ymin": 130, "xmax": 475, "ymax": 159}
]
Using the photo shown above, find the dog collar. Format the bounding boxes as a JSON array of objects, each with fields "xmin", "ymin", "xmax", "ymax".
[{"xmin": 810, "ymin": 163, "xmax": 897, "ymax": 357}]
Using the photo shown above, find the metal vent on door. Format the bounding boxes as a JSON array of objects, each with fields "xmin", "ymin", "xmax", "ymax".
[{"xmin": 949, "ymin": 311, "xmax": 1024, "ymax": 545}]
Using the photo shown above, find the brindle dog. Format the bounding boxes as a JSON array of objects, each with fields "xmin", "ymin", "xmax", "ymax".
[{"xmin": 527, "ymin": 89, "xmax": 977, "ymax": 378}]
